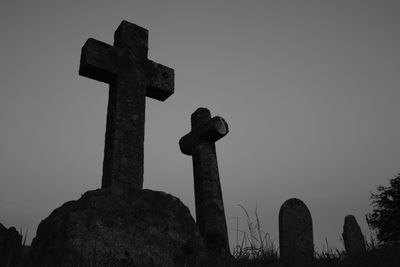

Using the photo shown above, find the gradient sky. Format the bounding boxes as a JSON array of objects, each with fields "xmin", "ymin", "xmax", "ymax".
[{"xmin": 1, "ymin": 1, "xmax": 399, "ymax": 251}]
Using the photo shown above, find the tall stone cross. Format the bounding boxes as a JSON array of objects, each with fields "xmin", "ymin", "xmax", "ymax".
[
  {"xmin": 79, "ymin": 21, "xmax": 174, "ymax": 193},
  {"xmin": 179, "ymin": 107, "xmax": 230, "ymax": 257}
]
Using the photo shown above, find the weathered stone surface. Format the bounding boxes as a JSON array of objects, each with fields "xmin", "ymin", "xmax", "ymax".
[
  {"xmin": 30, "ymin": 189, "xmax": 207, "ymax": 267},
  {"xmin": 0, "ymin": 223, "xmax": 22, "ymax": 267},
  {"xmin": 179, "ymin": 108, "xmax": 230, "ymax": 258},
  {"xmin": 342, "ymin": 215, "xmax": 366, "ymax": 259},
  {"xmin": 279, "ymin": 198, "xmax": 314, "ymax": 267},
  {"xmin": 79, "ymin": 20, "xmax": 174, "ymax": 194}
]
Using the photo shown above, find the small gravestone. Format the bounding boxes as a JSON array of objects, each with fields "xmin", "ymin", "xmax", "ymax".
[
  {"xmin": 179, "ymin": 108, "xmax": 230, "ymax": 258},
  {"xmin": 279, "ymin": 198, "xmax": 314, "ymax": 267},
  {"xmin": 30, "ymin": 21, "xmax": 209, "ymax": 267},
  {"xmin": 342, "ymin": 215, "xmax": 366, "ymax": 259}
]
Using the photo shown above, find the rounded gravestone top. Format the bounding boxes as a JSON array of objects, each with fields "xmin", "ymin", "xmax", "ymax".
[
  {"xmin": 280, "ymin": 198, "xmax": 308, "ymax": 209},
  {"xmin": 344, "ymin": 214, "xmax": 357, "ymax": 224},
  {"xmin": 279, "ymin": 198, "xmax": 313, "ymax": 233}
]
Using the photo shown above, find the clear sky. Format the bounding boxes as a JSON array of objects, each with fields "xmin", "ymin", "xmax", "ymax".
[{"xmin": 1, "ymin": 0, "xmax": 399, "ymax": 251}]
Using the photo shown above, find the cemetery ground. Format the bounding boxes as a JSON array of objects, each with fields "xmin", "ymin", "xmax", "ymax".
[
  {"xmin": 5, "ymin": 207, "xmax": 399, "ymax": 267},
  {"xmin": 227, "ymin": 208, "xmax": 399, "ymax": 267}
]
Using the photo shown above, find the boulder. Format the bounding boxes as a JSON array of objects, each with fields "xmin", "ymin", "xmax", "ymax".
[
  {"xmin": 30, "ymin": 188, "xmax": 208, "ymax": 267},
  {"xmin": 0, "ymin": 223, "xmax": 23, "ymax": 267}
]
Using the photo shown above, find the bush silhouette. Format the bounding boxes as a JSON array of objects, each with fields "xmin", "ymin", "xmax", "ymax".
[{"xmin": 366, "ymin": 174, "xmax": 400, "ymax": 244}]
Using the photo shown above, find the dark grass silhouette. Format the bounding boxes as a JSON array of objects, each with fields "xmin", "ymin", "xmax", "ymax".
[
  {"xmin": 225, "ymin": 206, "xmax": 399, "ymax": 267},
  {"xmin": 7, "ymin": 207, "xmax": 400, "ymax": 266}
]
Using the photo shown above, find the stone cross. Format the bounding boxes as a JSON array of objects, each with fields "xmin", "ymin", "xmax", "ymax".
[
  {"xmin": 342, "ymin": 215, "xmax": 366, "ymax": 260},
  {"xmin": 79, "ymin": 21, "xmax": 174, "ymax": 193},
  {"xmin": 279, "ymin": 198, "xmax": 314, "ymax": 267},
  {"xmin": 179, "ymin": 107, "xmax": 230, "ymax": 257}
]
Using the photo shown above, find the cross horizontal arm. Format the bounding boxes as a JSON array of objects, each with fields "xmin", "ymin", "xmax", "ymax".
[
  {"xmin": 179, "ymin": 116, "xmax": 228, "ymax": 155},
  {"xmin": 79, "ymin": 38, "xmax": 131, "ymax": 84},
  {"xmin": 146, "ymin": 60, "xmax": 174, "ymax": 101}
]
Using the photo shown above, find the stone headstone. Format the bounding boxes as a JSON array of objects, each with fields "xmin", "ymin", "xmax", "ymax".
[
  {"xmin": 79, "ymin": 20, "xmax": 174, "ymax": 194},
  {"xmin": 342, "ymin": 215, "xmax": 366, "ymax": 259},
  {"xmin": 179, "ymin": 108, "xmax": 230, "ymax": 258},
  {"xmin": 279, "ymin": 198, "xmax": 314, "ymax": 267},
  {"xmin": 30, "ymin": 189, "xmax": 208, "ymax": 267},
  {"xmin": 0, "ymin": 223, "xmax": 22, "ymax": 267}
]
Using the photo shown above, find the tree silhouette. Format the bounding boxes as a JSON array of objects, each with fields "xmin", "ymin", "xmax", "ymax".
[{"xmin": 366, "ymin": 174, "xmax": 400, "ymax": 244}]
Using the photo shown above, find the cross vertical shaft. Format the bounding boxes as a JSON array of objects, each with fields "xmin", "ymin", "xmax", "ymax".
[{"xmin": 102, "ymin": 73, "xmax": 146, "ymax": 190}]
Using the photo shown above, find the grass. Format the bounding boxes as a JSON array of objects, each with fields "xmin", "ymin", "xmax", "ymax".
[
  {"xmin": 229, "ymin": 205, "xmax": 279, "ymax": 265},
  {"xmin": 228, "ymin": 206, "xmax": 399, "ymax": 267},
  {"xmin": 9, "ymin": 208, "xmax": 400, "ymax": 266}
]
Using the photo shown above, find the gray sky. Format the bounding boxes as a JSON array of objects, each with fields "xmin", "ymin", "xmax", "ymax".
[{"xmin": 1, "ymin": 0, "xmax": 399, "ymax": 251}]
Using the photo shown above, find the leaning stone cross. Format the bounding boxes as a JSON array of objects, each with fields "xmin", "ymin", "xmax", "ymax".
[
  {"xmin": 179, "ymin": 107, "xmax": 230, "ymax": 257},
  {"xmin": 79, "ymin": 21, "xmax": 174, "ymax": 193}
]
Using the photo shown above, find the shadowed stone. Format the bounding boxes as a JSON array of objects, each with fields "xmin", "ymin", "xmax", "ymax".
[
  {"xmin": 79, "ymin": 20, "xmax": 174, "ymax": 194},
  {"xmin": 342, "ymin": 215, "xmax": 366, "ymax": 260},
  {"xmin": 279, "ymin": 198, "xmax": 314, "ymax": 267},
  {"xmin": 179, "ymin": 107, "xmax": 230, "ymax": 258},
  {"xmin": 30, "ymin": 189, "xmax": 208, "ymax": 267},
  {"xmin": 0, "ymin": 223, "xmax": 22, "ymax": 267}
]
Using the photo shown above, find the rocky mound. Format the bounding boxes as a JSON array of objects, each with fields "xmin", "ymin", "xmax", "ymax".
[
  {"xmin": 30, "ymin": 189, "xmax": 208, "ymax": 267},
  {"xmin": 0, "ymin": 223, "xmax": 22, "ymax": 267}
]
